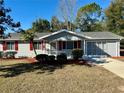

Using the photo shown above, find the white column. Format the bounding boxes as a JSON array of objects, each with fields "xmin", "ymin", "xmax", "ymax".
[
  {"xmin": 56, "ymin": 41, "xmax": 58, "ymax": 55},
  {"xmin": 118, "ymin": 40, "xmax": 120, "ymax": 56},
  {"xmin": 84, "ymin": 40, "xmax": 86, "ymax": 56}
]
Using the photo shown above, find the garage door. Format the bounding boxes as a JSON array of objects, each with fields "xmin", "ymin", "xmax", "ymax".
[
  {"xmin": 86, "ymin": 41, "xmax": 106, "ymax": 56},
  {"xmin": 107, "ymin": 41, "xmax": 117, "ymax": 56}
]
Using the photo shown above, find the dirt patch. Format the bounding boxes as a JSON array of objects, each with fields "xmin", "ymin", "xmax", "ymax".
[
  {"xmin": 26, "ymin": 58, "xmax": 37, "ymax": 63},
  {"xmin": 118, "ymin": 86, "xmax": 124, "ymax": 92}
]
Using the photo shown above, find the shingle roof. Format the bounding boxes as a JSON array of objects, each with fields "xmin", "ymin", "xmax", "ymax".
[
  {"xmin": 0, "ymin": 32, "xmax": 51, "ymax": 40},
  {"xmin": 79, "ymin": 32, "xmax": 124, "ymax": 39},
  {"xmin": 0, "ymin": 31, "xmax": 123, "ymax": 41}
]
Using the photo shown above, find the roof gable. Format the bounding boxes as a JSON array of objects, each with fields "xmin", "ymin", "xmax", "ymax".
[{"xmin": 39, "ymin": 30, "xmax": 90, "ymax": 41}]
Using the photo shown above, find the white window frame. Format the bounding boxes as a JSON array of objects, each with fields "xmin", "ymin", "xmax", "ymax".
[
  {"xmin": 7, "ymin": 42, "xmax": 15, "ymax": 50},
  {"xmin": 34, "ymin": 42, "xmax": 41, "ymax": 50}
]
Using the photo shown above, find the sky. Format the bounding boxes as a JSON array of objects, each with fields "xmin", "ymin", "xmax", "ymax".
[{"xmin": 5, "ymin": 0, "xmax": 111, "ymax": 30}]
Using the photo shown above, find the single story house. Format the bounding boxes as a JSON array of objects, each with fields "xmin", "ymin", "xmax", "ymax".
[{"xmin": 0, "ymin": 30, "xmax": 123, "ymax": 58}]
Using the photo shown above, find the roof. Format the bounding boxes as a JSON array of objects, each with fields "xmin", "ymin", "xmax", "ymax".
[
  {"xmin": 0, "ymin": 30, "xmax": 123, "ymax": 41},
  {"xmin": 0, "ymin": 32, "xmax": 51, "ymax": 40},
  {"xmin": 39, "ymin": 30, "xmax": 124, "ymax": 40},
  {"xmin": 79, "ymin": 32, "xmax": 124, "ymax": 39}
]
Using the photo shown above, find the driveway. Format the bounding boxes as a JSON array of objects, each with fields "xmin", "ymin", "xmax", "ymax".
[{"xmin": 98, "ymin": 58, "xmax": 124, "ymax": 79}]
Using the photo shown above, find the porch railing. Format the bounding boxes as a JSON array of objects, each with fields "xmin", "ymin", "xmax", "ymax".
[{"xmin": 48, "ymin": 49, "xmax": 72, "ymax": 57}]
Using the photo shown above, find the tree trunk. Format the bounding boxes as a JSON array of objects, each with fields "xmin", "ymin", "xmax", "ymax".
[{"xmin": 32, "ymin": 40, "xmax": 37, "ymax": 56}]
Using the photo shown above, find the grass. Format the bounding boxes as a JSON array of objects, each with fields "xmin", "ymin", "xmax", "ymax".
[{"xmin": 0, "ymin": 59, "xmax": 124, "ymax": 93}]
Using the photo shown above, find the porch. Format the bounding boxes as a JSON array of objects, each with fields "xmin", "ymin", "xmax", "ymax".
[
  {"xmin": 47, "ymin": 40, "xmax": 85, "ymax": 58},
  {"xmin": 39, "ymin": 30, "xmax": 87, "ymax": 57}
]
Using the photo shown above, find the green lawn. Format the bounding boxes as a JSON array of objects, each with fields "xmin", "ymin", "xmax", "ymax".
[{"xmin": 0, "ymin": 59, "xmax": 124, "ymax": 93}]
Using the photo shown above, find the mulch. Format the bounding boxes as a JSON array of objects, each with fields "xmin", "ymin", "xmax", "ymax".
[
  {"xmin": 0, "ymin": 58, "xmax": 26, "ymax": 61},
  {"xmin": 0, "ymin": 58, "xmax": 36, "ymax": 63},
  {"xmin": 111, "ymin": 56, "xmax": 124, "ymax": 59},
  {"xmin": 26, "ymin": 58, "xmax": 37, "ymax": 63}
]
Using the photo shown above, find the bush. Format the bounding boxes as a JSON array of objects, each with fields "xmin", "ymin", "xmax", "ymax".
[
  {"xmin": 36, "ymin": 54, "xmax": 49, "ymax": 63},
  {"xmin": 0, "ymin": 51, "xmax": 3, "ymax": 58},
  {"xmin": 57, "ymin": 53, "xmax": 67, "ymax": 64},
  {"xmin": 3, "ymin": 51, "xmax": 17, "ymax": 58},
  {"xmin": 48, "ymin": 55, "xmax": 55, "ymax": 62},
  {"xmin": 72, "ymin": 49, "xmax": 83, "ymax": 60}
]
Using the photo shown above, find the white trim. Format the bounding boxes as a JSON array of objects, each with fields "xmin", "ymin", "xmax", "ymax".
[
  {"xmin": 6, "ymin": 42, "xmax": 15, "ymax": 50},
  {"xmin": 116, "ymin": 41, "xmax": 118, "ymax": 56},
  {"xmin": 56, "ymin": 41, "xmax": 58, "ymax": 55},
  {"xmin": 84, "ymin": 40, "xmax": 85, "ymax": 55},
  {"xmin": 117, "ymin": 40, "xmax": 120, "ymax": 56},
  {"xmin": 39, "ymin": 29, "xmax": 91, "ymax": 40},
  {"xmin": 85, "ymin": 41, "xmax": 87, "ymax": 56},
  {"xmin": 118, "ymin": 41, "xmax": 120, "ymax": 56}
]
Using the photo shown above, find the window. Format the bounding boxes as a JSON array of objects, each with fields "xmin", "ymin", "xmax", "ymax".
[
  {"xmin": 34, "ymin": 42, "xmax": 41, "ymax": 50},
  {"xmin": 63, "ymin": 41, "xmax": 66, "ymax": 49},
  {"xmin": 58, "ymin": 41, "xmax": 66, "ymax": 50},
  {"xmin": 7, "ymin": 42, "xmax": 15, "ymax": 50},
  {"xmin": 74, "ymin": 41, "xmax": 81, "ymax": 49},
  {"xmin": 67, "ymin": 41, "xmax": 73, "ymax": 49},
  {"xmin": 74, "ymin": 41, "xmax": 77, "ymax": 49}
]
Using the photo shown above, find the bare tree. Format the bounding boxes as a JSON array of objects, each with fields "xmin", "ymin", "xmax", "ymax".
[{"xmin": 57, "ymin": 0, "xmax": 77, "ymax": 31}]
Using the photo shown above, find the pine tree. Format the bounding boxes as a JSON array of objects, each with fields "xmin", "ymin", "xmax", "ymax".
[
  {"xmin": 105, "ymin": 0, "xmax": 124, "ymax": 34},
  {"xmin": 0, "ymin": 0, "xmax": 20, "ymax": 37}
]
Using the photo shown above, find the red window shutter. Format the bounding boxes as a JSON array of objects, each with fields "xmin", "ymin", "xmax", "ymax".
[
  {"xmin": 77, "ymin": 40, "xmax": 81, "ymax": 48},
  {"xmin": 15, "ymin": 41, "xmax": 18, "ymax": 51},
  {"xmin": 41, "ymin": 40, "xmax": 46, "ymax": 50},
  {"xmin": 30, "ymin": 41, "xmax": 33, "ymax": 50},
  {"xmin": 3, "ymin": 41, "xmax": 7, "ymax": 51},
  {"xmin": 44, "ymin": 40, "xmax": 46, "ymax": 50}
]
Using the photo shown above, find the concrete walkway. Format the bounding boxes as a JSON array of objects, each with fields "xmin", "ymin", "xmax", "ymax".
[{"xmin": 98, "ymin": 58, "xmax": 124, "ymax": 79}]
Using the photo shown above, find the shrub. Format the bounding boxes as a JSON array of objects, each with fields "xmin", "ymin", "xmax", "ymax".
[
  {"xmin": 57, "ymin": 53, "xmax": 67, "ymax": 64},
  {"xmin": 0, "ymin": 51, "xmax": 3, "ymax": 58},
  {"xmin": 3, "ymin": 51, "xmax": 17, "ymax": 58},
  {"xmin": 48, "ymin": 55, "xmax": 55, "ymax": 62},
  {"xmin": 36, "ymin": 54, "xmax": 49, "ymax": 63},
  {"xmin": 72, "ymin": 49, "xmax": 83, "ymax": 60}
]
